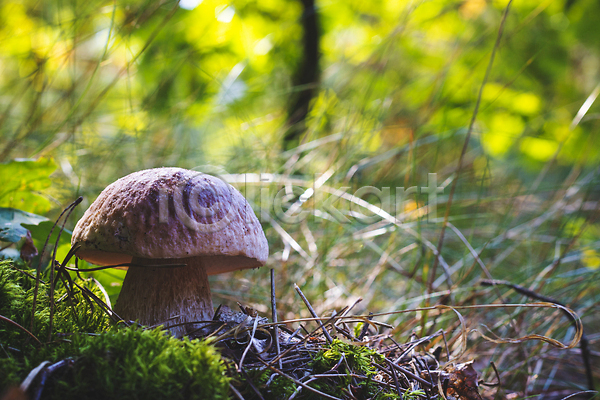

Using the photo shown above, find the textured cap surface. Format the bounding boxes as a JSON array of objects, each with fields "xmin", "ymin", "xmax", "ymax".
[{"xmin": 71, "ymin": 168, "xmax": 268, "ymax": 275}]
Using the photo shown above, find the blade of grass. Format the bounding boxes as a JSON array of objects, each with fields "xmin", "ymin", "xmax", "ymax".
[{"xmin": 428, "ymin": 0, "xmax": 514, "ymax": 293}]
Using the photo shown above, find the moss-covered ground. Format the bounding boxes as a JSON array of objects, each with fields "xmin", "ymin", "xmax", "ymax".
[{"xmin": 0, "ymin": 260, "xmax": 230, "ymax": 399}]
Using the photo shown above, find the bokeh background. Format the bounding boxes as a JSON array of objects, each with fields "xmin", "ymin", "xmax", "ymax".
[{"xmin": 1, "ymin": 0, "xmax": 599, "ymax": 396}]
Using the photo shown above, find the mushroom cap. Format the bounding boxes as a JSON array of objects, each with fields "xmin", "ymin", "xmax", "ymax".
[{"xmin": 71, "ymin": 168, "xmax": 268, "ymax": 275}]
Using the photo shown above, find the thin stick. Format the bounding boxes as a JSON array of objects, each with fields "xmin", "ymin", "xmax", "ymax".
[
  {"xmin": 479, "ymin": 361, "xmax": 501, "ymax": 387},
  {"xmin": 238, "ymin": 316, "xmax": 259, "ymax": 372},
  {"xmin": 8, "ymin": 264, "xmax": 46, "ymax": 284},
  {"xmin": 294, "ymin": 283, "xmax": 333, "ymax": 344},
  {"xmin": 68, "ymin": 277, "xmax": 122, "ymax": 323},
  {"xmin": 257, "ymin": 358, "xmax": 343, "ymax": 400},
  {"xmin": 229, "ymin": 383, "xmax": 246, "ymax": 400},
  {"xmin": 63, "ymin": 262, "xmax": 187, "ymax": 272},
  {"xmin": 559, "ymin": 391, "xmax": 598, "ymax": 400},
  {"xmin": 0, "ymin": 315, "xmax": 42, "ymax": 346},
  {"xmin": 358, "ymin": 312, "xmax": 374, "ymax": 340},
  {"xmin": 480, "ymin": 279, "xmax": 594, "ymax": 390},
  {"xmin": 389, "ymin": 360, "xmax": 403, "ymax": 397},
  {"xmin": 441, "ymin": 328, "xmax": 451, "ymax": 362},
  {"xmin": 237, "ymin": 367, "xmax": 266, "ymax": 400},
  {"xmin": 383, "ymin": 361, "xmax": 434, "ymax": 389},
  {"xmin": 48, "ymin": 199, "xmax": 82, "ymax": 342},
  {"xmin": 30, "ymin": 196, "xmax": 82, "ymax": 334},
  {"xmin": 269, "ymin": 313, "xmax": 341, "ymax": 367},
  {"xmin": 270, "ymin": 269, "xmax": 283, "ymax": 370}
]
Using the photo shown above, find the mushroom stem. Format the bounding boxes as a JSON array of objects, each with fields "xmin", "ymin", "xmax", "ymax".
[{"xmin": 114, "ymin": 257, "xmax": 214, "ymax": 338}]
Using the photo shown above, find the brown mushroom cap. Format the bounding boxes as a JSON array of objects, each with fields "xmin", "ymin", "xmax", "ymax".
[{"xmin": 71, "ymin": 167, "xmax": 268, "ymax": 274}]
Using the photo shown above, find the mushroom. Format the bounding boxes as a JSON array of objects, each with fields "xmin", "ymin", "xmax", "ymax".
[{"xmin": 71, "ymin": 167, "xmax": 268, "ymax": 337}]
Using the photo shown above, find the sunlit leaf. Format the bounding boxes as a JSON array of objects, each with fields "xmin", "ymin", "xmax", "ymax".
[{"xmin": 0, "ymin": 158, "xmax": 57, "ymax": 214}]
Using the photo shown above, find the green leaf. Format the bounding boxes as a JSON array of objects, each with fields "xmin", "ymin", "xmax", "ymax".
[
  {"xmin": 0, "ymin": 207, "xmax": 48, "ymax": 243},
  {"xmin": 23, "ymin": 220, "xmax": 72, "ymax": 247},
  {"xmin": 0, "ymin": 158, "xmax": 57, "ymax": 214}
]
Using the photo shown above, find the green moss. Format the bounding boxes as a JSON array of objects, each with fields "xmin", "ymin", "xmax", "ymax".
[
  {"xmin": 353, "ymin": 322, "xmax": 364, "ymax": 338},
  {"xmin": 0, "ymin": 261, "xmax": 230, "ymax": 399},
  {"xmin": 309, "ymin": 338, "xmax": 394, "ymax": 400},
  {"xmin": 402, "ymin": 389, "xmax": 426, "ymax": 400},
  {"xmin": 268, "ymin": 374, "xmax": 298, "ymax": 398},
  {"xmin": 312, "ymin": 338, "xmax": 384, "ymax": 377},
  {"xmin": 233, "ymin": 339, "xmax": 403, "ymax": 400},
  {"xmin": 0, "ymin": 357, "xmax": 23, "ymax": 388},
  {"xmin": 48, "ymin": 326, "xmax": 230, "ymax": 400},
  {"xmin": 0, "ymin": 261, "xmax": 48, "ymax": 346},
  {"xmin": 243, "ymin": 369, "xmax": 298, "ymax": 399},
  {"xmin": 0, "ymin": 260, "xmax": 112, "ymax": 389},
  {"xmin": 0, "ymin": 260, "xmax": 110, "ymax": 347}
]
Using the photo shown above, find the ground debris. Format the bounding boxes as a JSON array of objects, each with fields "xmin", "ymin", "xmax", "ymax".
[
  {"xmin": 196, "ymin": 303, "xmax": 485, "ymax": 400},
  {"xmin": 440, "ymin": 362, "xmax": 483, "ymax": 400}
]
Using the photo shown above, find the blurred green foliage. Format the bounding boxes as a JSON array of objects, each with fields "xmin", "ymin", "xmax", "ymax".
[{"xmin": 1, "ymin": 0, "xmax": 598, "ymax": 177}]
